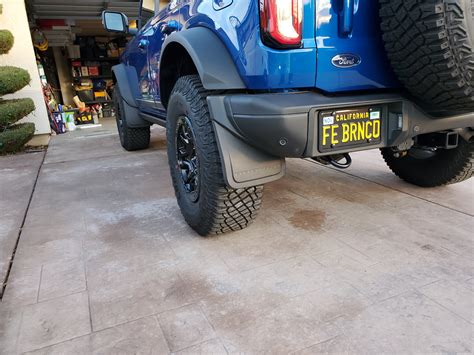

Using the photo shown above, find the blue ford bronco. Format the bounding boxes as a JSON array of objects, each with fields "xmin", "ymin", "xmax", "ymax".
[{"xmin": 102, "ymin": 0, "xmax": 474, "ymax": 235}]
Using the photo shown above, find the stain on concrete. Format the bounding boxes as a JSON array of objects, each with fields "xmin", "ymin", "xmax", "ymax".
[
  {"xmin": 288, "ymin": 209, "xmax": 326, "ymax": 231},
  {"xmin": 419, "ymin": 244, "xmax": 435, "ymax": 252}
]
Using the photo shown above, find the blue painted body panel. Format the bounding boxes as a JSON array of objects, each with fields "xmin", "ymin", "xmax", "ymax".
[
  {"xmin": 181, "ymin": 0, "xmax": 318, "ymax": 90},
  {"xmin": 314, "ymin": 0, "xmax": 399, "ymax": 91},
  {"xmin": 125, "ymin": 3, "xmax": 180, "ymax": 116},
  {"xmin": 125, "ymin": 0, "xmax": 399, "ymax": 106}
]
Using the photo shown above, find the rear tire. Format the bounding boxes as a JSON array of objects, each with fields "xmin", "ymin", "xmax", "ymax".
[
  {"xmin": 113, "ymin": 87, "xmax": 150, "ymax": 151},
  {"xmin": 166, "ymin": 75, "xmax": 263, "ymax": 236},
  {"xmin": 379, "ymin": 0, "xmax": 474, "ymax": 115},
  {"xmin": 381, "ymin": 139, "xmax": 474, "ymax": 187}
]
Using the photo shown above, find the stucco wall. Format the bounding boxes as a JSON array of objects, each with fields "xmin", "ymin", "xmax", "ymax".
[{"xmin": 0, "ymin": 0, "xmax": 51, "ymax": 135}]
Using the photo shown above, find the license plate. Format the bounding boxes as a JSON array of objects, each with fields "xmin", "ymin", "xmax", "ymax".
[{"xmin": 318, "ymin": 106, "xmax": 382, "ymax": 152}]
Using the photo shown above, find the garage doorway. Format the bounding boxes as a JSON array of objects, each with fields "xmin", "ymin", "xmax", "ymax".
[{"xmin": 24, "ymin": 0, "xmax": 169, "ymax": 133}]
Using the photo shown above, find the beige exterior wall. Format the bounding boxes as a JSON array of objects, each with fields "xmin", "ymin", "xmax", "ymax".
[
  {"xmin": 143, "ymin": 0, "xmax": 155, "ymax": 11},
  {"xmin": 0, "ymin": 0, "xmax": 51, "ymax": 135},
  {"xmin": 159, "ymin": 0, "xmax": 169, "ymax": 10}
]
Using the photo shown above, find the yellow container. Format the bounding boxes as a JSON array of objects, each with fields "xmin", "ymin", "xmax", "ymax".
[{"xmin": 94, "ymin": 91, "xmax": 106, "ymax": 99}]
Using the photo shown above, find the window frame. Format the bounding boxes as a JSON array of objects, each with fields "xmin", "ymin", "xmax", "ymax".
[{"xmin": 138, "ymin": 0, "xmax": 160, "ymax": 29}]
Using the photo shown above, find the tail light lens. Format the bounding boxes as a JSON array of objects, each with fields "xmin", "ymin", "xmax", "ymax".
[{"xmin": 260, "ymin": 0, "xmax": 303, "ymax": 49}]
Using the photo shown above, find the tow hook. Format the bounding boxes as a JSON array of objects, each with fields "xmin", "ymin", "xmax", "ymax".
[{"xmin": 312, "ymin": 153, "xmax": 352, "ymax": 169}]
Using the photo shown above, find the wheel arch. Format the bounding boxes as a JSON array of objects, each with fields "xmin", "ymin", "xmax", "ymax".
[
  {"xmin": 159, "ymin": 27, "xmax": 246, "ymax": 108},
  {"xmin": 111, "ymin": 65, "xmax": 150, "ymax": 128},
  {"xmin": 111, "ymin": 63, "xmax": 140, "ymax": 108}
]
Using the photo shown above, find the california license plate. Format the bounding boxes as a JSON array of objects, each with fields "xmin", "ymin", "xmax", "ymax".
[{"xmin": 318, "ymin": 107, "xmax": 382, "ymax": 152}]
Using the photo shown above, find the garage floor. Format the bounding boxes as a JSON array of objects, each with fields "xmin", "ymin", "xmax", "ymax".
[{"xmin": 1, "ymin": 119, "xmax": 473, "ymax": 354}]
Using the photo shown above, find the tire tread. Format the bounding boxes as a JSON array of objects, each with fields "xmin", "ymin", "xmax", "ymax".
[
  {"xmin": 122, "ymin": 126, "xmax": 150, "ymax": 151},
  {"xmin": 379, "ymin": 0, "xmax": 474, "ymax": 114},
  {"xmin": 168, "ymin": 75, "xmax": 263, "ymax": 235},
  {"xmin": 381, "ymin": 139, "xmax": 474, "ymax": 187},
  {"xmin": 113, "ymin": 87, "xmax": 150, "ymax": 151}
]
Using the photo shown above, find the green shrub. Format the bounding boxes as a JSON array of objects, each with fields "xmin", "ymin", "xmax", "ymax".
[
  {"xmin": 0, "ymin": 98, "xmax": 35, "ymax": 129},
  {"xmin": 0, "ymin": 30, "xmax": 36, "ymax": 154},
  {"xmin": 0, "ymin": 30, "xmax": 14, "ymax": 55},
  {"xmin": 0, "ymin": 66, "xmax": 31, "ymax": 96},
  {"xmin": 0, "ymin": 123, "xmax": 35, "ymax": 154}
]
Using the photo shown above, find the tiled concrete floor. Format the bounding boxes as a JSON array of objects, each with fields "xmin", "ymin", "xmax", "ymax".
[
  {"xmin": 0, "ymin": 120, "xmax": 473, "ymax": 354},
  {"xmin": 0, "ymin": 151, "xmax": 45, "ymax": 290}
]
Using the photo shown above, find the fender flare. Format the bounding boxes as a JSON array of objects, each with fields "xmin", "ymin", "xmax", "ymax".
[
  {"xmin": 111, "ymin": 63, "xmax": 140, "ymax": 108},
  {"xmin": 112, "ymin": 64, "xmax": 150, "ymax": 128},
  {"xmin": 160, "ymin": 27, "xmax": 246, "ymax": 91}
]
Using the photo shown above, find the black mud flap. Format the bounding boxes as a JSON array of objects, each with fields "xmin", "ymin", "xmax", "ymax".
[{"xmin": 208, "ymin": 97, "xmax": 286, "ymax": 189}]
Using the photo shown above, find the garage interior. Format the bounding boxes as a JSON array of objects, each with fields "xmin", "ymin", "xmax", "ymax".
[{"xmin": 25, "ymin": 0, "xmax": 167, "ymax": 132}]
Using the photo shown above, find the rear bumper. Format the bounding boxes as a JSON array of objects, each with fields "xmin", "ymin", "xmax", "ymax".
[{"xmin": 208, "ymin": 91, "xmax": 474, "ymax": 158}]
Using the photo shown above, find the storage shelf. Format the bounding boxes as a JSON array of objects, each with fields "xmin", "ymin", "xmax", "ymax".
[
  {"xmin": 74, "ymin": 75, "xmax": 113, "ymax": 80},
  {"xmin": 83, "ymin": 100, "xmax": 113, "ymax": 105},
  {"xmin": 70, "ymin": 57, "xmax": 120, "ymax": 62}
]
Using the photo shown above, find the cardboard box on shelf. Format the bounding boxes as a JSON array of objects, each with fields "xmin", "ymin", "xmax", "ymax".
[
  {"xmin": 88, "ymin": 66, "xmax": 100, "ymax": 76},
  {"xmin": 107, "ymin": 49, "xmax": 120, "ymax": 58}
]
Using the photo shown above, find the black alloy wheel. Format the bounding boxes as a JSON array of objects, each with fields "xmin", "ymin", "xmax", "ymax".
[{"xmin": 175, "ymin": 115, "xmax": 200, "ymax": 203}]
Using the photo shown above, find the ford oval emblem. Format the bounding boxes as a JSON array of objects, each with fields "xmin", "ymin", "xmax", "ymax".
[{"xmin": 331, "ymin": 54, "xmax": 362, "ymax": 68}]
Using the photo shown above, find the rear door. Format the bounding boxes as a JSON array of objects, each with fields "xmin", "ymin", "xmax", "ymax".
[
  {"xmin": 147, "ymin": 0, "xmax": 182, "ymax": 115},
  {"xmin": 315, "ymin": 0, "xmax": 398, "ymax": 93},
  {"xmin": 126, "ymin": 1, "xmax": 157, "ymax": 115}
]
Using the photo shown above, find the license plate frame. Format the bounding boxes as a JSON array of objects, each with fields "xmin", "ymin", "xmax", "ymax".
[{"xmin": 318, "ymin": 106, "xmax": 383, "ymax": 153}]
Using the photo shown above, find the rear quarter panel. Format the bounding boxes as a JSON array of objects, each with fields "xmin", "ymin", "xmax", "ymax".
[{"xmin": 181, "ymin": 0, "xmax": 318, "ymax": 89}]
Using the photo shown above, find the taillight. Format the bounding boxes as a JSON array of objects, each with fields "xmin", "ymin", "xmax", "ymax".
[{"xmin": 260, "ymin": 0, "xmax": 303, "ymax": 49}]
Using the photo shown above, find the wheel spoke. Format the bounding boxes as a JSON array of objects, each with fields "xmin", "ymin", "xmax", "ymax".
[{"xmin": 175, "ymin": 116, "xmax": 200, "ymax": 200}]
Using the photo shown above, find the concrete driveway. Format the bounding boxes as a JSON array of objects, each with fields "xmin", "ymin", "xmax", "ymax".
[{"xmin": 1, "ymin": 119, "xmax": 473, "ymax": 354}]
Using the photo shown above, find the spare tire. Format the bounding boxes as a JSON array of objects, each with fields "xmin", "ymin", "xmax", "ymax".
[{"xmin": 379, "ymin": 0, "xmax": 474, "ymax": 115}]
